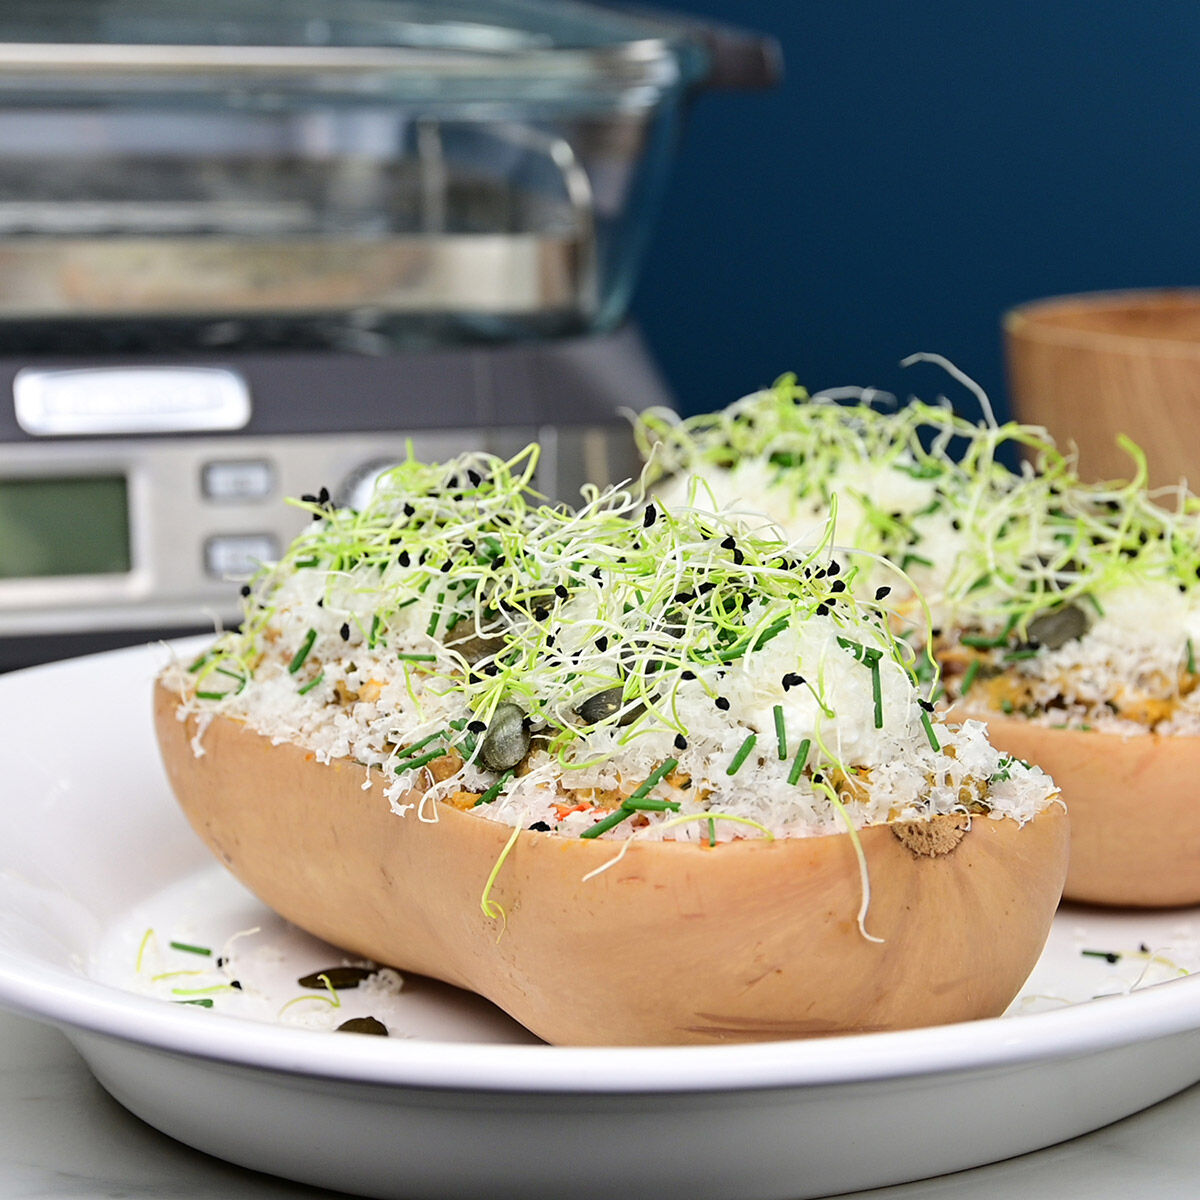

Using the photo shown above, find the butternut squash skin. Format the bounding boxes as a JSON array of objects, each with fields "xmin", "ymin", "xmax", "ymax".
[
  {"xmin": 954, "ymin": 711, "xmax": 1200, "ymax": 908},
  {"xmin": 155, "ymin": 682, "xmax": 1069, "ymax": 1046}
]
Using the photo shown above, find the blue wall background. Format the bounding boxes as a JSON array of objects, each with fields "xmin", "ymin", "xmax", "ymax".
[{"xmin": 631, "ymin": 1, "xmax": 1200, "ymax": 423}]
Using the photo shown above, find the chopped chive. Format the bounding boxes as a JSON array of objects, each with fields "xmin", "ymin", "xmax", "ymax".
[
  {"xmin": 298, "ymin": 671, "xmax": 325, "ymax": 695},
  {"xmin": 368, "ymin": 614, "xmax": 382, "ymax": 648},
  {"xmin": 393, "ymin": 747, "xmax": 447, "ymax": 774},
  {"xmin": 195, "ymin": 690, "xmax": 232, "ymax": 701},
  {"xmin": 1003, "ymin": 648, "xmax": 1040, "ymax": 662},
  {"xmin": 288, "ymin": 629, "xmax": 317, "ymax": 674},
  {"xmin": 169, "ymin": 940, "xmax": 212, "ymax": 957},
  {"xmin": 396, "ymin": 652, "xmax": 437, "ymax": 662},
  {"xmin": 773, "ymin": 703, "xmax": 787, "ymax": 759},
  {"xmin": 708, "ymin": 817, "xmax": 717, "ymax": 846},
  {"xmin": 175, "ymin": 998, "xmax": 214, "ymax": 1008},
  {"xmin": 475, "ymin": 769, "xmax": 514, "ymax": 806},
  {"xmin": 1000, "ymin": 698, "xmax": 1014, "ymax": 714},
  {"xmin": 960, "ymin": 658, "xmax": 981, "ymax": 697},
  {"xmin": 396, "ymin": 730, "xmax": 445, "ymax": 758},
  {"xmin": 580, "ymin": 807, "xmax": 635, "ymax": 839},
  {"xmin": 1188, "ymin": 638, "xmax": 1196, "ymax": 675},
  {"xmin": 626, "ymin": 757, "xmax": 680, "ymax": 803},
  {"xmin": 1082, "ymin": 948, "xmax": 1120, "ymax": 964},
  {"xmin": 751, "ymin": 615, "xmax": 790, "ymax": 651},
  {"xmin": 869, "ymin": 656, "xmax": 883, "ymax": 728},
  {"xmin": 961, "ymin": 614, "xmax": 1018, "ymax": 650},
  {"xmin": 426, "ymin": 593, "xmax": 445, "ymax": 637},
  {"xmin": 919, "ymin": 708, "xmax": 941, "ymax": 751},
  {"xmin": 900, "ymin": 552, "xmax": 933, "ymax": 570},
  {"xmin": 1086, "ymin": 593, "xmax": 1105, "ymax": 617},
  {"xmin": 394, "ymin": 595, "xmax": 419, "ymax": 611},
  {"xmin": 726, "ymin": 733, "xmax": 757, "ymax": 776},
  {"xmin": 787, "ymin": 738, "xmax": 811, "ymax": 786},
  {"xmin": 622, "ymin": 797, "xmax": 681, "ymax": 813},
  {"xmin": 187, "ymin": 652, "xmax": 210, "ymax": 672}
]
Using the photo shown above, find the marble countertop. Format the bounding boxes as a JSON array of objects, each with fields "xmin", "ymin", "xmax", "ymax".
[{"xmin": 6, "ymin": 1005, "xmax": 1200, "ymax": 1200}]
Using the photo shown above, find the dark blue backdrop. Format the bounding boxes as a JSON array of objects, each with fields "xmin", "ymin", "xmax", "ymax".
[{"xmin": 631, "ymin": 1, "xmax": 1200, "ymax": 423}]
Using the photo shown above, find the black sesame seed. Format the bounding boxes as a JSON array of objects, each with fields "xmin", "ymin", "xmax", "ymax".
[
  {"xmin": 781, "ymin": 672, "xmax": 805, "ymax": 691},
  {"xmin": 555, "ymin": 584, "xmax": 569, "ymax": 600},
  {"xmin": 595, "ymin": 635, "xmax": 609, "ymax": 651},
  {"xmin": 493, "ymin": 556, "xmax": 506, "ymax": 569},
  {"xmin": 339, "ymin": 623, "xmax": 351, "ymax": 641},
  {"xmin": 643, "ymin": 507, "xmax": 657, "ymax": 528},
  {"xmin": 440, "ymin": 560, "xmax": 453, "ymax": 572},
  {"xmin": 682, "ymin": 669, "xmax": 696, "ymax": 680},
  {"xmin": 467, "ymin": 719, "xmax": 487, "ymax": 733},
  {"xmin": 239, "ymin": 584, "xmax": 251, "ymax": 597},
  {"xmin": 815, "ymin": 603, "xmax": 830, "ymax": 616},
  {"xmin": 230, "ymin": 980, "xmax": 243, "ymax": 990},
  {"xmin": 403, "ymin": 503, "xmax": 415, "ymax": 517},
  {"xmin": 875, "ymin": 586, "xmax": 892, "ymax": 600},
  {"xmin": 830, "ymin": 579, "xmax": 846, "ymax": 593},
  {"xmin": 715, "ymin": 696, "xmax": 731, "ymax": 711},
  {"xmin": 828, "ymin": 560, "xmax": 841, "ymax": 576},
  {"xmin": 721, "ymin": 536, "xmax": 737, "ymax": 550},
  {"xmin": 674, "ymin": 733, "xmax": 688, "ymax": 750},
  {"xmin": 397, "ymin": 550, "xmax": 411, "ymax": 567},
  {"xmin": 529, "ymin": 821, "xmax": 551, "ymax": 832}
]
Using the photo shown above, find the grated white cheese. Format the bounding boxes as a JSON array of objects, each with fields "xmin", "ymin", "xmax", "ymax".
[
  {"xmin": 167, "ymin": 444, "xmax": 1058, "ymax": 840},
  {"xmin": 636, "ymin": 376, "xmax": 1200, "ymax": 737}
]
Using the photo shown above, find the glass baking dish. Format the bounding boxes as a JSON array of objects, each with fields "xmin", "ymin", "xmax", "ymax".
[{"xmin": 0, "ymin": 0, "xmax": 777, "ymax": 354}]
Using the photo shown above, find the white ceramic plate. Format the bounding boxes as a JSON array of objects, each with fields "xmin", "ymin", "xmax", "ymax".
[{"xmin": 4, "ymin": 640, "xmax": 1200, "ymax": 1200}]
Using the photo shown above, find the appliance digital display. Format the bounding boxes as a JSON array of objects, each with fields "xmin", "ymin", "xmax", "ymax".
[{"xmin": 0, "ymin": 475, "xmax": 131, "ymax": 579}]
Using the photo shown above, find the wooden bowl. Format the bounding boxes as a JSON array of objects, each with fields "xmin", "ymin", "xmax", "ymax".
[{"xmin": 1005, "ymin": 289, "xmax": 1200, "ymax": 487}]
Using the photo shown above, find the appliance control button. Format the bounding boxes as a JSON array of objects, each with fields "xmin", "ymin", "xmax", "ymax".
[
  {"xmin": 204, "ymin": 534, "xmax": 279, "ymax": 580},
  {"xmin": 202, "ymin": 458, "xmax": 274, "ymax": 502},
  {"xmin": 14, "ymin": 366, "xmax": 250, "ymax": 436}
]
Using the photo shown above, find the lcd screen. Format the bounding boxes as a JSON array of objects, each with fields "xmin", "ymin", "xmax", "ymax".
[{"xmin": 0, "ymin": 475, "xmax": 131, "ymax": 578}]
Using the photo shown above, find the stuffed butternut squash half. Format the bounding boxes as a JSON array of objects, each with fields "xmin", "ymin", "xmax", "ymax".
[
  {"xmin": 637, "ymin": 374, "xmax": 1200, "ymax": 908},
  {"xmin": 156, "ymin": 446, "xmax": 1067, "ymax": 1046}
]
